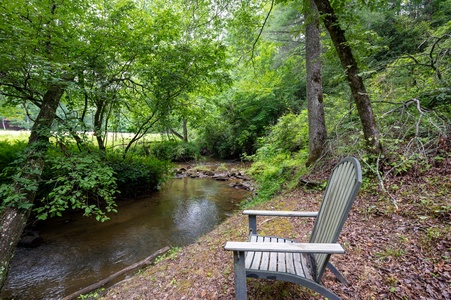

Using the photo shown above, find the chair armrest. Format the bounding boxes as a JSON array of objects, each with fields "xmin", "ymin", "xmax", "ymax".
[
  {"xmin": 243, "ymin": 210, "xmax": 318, "ymax": 217},
  {"xmin": 224, "ymin": 241, "xmax": 344, "ymax": 254},
  {"xmin": 243, "ymin": 210, "xmax": 318, "ymax": 234}
]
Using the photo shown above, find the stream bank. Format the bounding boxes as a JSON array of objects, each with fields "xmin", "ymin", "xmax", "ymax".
[{"xmin": 1, "ymin": 161, "xmax": 251, "ymax": 300}]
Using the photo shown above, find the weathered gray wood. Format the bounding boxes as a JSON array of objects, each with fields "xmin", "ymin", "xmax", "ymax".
[
  {"xmin": 247, "ymin": 235, "xmax": 259, "ymax": 269},
  {"xmin": 248, "ymin": 214, "xmax": 257, "ymax": 234},
  {"xmin": 286, "ymin": 251, "xmax": 295, "ymax": 274},
  {"xmin": 293, "ymin": 252, "xmax": 304, "ymax": 277},
  {"xmin": 234, "ymin": 251, "xmax": 247, "ymax": 300},
  {"xmin": 277, "ymin": 238, "xmax": 286, "ymax": 273},
  {"xmin": 225, "ymin": 157, "xmax": 362, "ymax": 300},
  {"xmin": 224, "ymin": 242, "xmax": 344, "ymax": 253},
  {"xmin": 243, "ymin": 210, "xmax": 318, "ymax": 217},
  {"xmin": 245, "ymin": 210, "xmax": 318, "ymax": 234},
  {"xmin": 259, "ymin": 239, "xmax": 270, "ymax": 270}
]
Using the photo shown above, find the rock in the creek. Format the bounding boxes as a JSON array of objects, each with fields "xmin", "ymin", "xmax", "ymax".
[{"xmin": 19, "ymin": 231, "xmax": 43, "ymax": 248}]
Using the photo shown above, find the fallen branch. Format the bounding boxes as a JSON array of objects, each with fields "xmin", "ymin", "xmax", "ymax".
[
  {"xmin": 298, "ymin": 179, "xmax": 324, "ymax": 188},
  {"xmin": 62, "ymin": 246, "xmax": 171, "ymax": 300}
]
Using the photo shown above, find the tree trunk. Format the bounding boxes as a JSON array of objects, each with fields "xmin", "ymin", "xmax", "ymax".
[
  {"xmin": 170, "ymin": 128, "xmax": 184, "ymax": 141},
  {"xmin": 94, "ymin": 100, "xmax": 106, "ymax": 152},
  {"xmin": 0, "ymin": 83, "xmax": 66, "ymax": 290},
  {"xmin": 313, "ymin": 0, "xmax": 383, "ymax": 153},
  {"xmin": 182, "ymin": 117, "xmax": 188, "ymax": 142},
  {"xmin": 305, "ymin": 0, "xmax": 327, "ymax": 167}
]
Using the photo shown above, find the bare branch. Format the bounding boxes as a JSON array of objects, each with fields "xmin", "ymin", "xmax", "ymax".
[{"xmin": 251, "ymin": 0, "xmax": 275, "ymax": 63}]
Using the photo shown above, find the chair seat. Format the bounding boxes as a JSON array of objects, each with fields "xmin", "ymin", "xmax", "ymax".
[{"xmin": 245, "ymin": 234, "xmax": 314, "ymax": 281}]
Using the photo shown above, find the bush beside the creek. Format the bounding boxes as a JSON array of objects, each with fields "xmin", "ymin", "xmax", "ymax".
[
  {"xmin": 245, "ymin": 113, "xmax": 309, "ymax": 205},
  {"xmin": 0, "ymin": 141, "xmax": 172, "ymax": 219},
  {"xmin": 107, "ymin": 152, "xmax": 172, "ymax": 198},
  {"xmin": 0, "ymin": 140, "xmax": 27, "ymax": 185},
  {"xmin": 146, "ymin": 140, "xmax": 201, "ymax": 162}
]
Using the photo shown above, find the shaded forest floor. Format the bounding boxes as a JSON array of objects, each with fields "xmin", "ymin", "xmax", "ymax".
[{"xmin": 100, "ymin": 157, "xmax": 450, "ymax": 300}]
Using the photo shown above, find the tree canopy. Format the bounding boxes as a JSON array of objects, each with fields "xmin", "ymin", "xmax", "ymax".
[{"xmin": 1, "ymin": 0, "xmax": 450, "ymax": 292}]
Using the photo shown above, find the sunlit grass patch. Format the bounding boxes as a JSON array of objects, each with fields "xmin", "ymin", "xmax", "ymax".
[
  {"xmin": 0, "ymin": 130, "xmax": 30, "ymax": 142},
  {"xmin": 0, "ymin": 130, "xmax": 162, "ymax": 146}
]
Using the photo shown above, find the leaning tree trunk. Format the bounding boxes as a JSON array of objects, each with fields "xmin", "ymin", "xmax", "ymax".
[
  {"xmin": 93, "ymin": 100, "xmax": 107, "ymax": 153},
  {"xmin": 182, "ymin": 117, "xmax": 188, "ymax": 142},
  {"xmin": 305, "ymin": 0, "xmax": 327, "ymax": 166},
  {"xmin": 0, "ymin": 83, "xmax": 66, "ymax": 290},
  {"xmin": 313, "ymin": 0, "xmax": 383, "ymax": 153}
]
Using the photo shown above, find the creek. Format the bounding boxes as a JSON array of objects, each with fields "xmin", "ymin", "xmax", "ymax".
[{"xmin": 1, "ymin": 171, "xmax": 250, "ymax": 300}]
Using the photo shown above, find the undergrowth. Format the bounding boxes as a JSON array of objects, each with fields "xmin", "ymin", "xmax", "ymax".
[{"xmin": 0, "ymin": 141, "xmax": 172, "ymax": 221}]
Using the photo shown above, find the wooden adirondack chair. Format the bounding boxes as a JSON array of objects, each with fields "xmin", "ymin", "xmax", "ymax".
[{"xmin": 224, "ymin": 157, "xmax": 362, "ymax": 300}]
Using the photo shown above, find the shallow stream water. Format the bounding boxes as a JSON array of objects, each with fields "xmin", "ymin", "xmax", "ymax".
[{"xmin": 1, "ymin": 176, "xmax": 249, "ymax": 299}]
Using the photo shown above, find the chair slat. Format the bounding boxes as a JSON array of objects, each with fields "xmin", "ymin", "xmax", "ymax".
[
  {"xmin": 269, "ymin": 237, "xmax": 278, "ymax": 272},
  {"xmin": 277, "ymin": 238, "xmax": 286, "ymax": 272}
]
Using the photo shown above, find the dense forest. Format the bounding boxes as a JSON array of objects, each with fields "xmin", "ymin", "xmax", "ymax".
[{"xmin": 0, "ymin": 0, "xmax": 450, "ymax": 294}]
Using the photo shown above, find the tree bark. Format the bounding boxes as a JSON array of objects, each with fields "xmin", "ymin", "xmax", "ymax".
[
  {"xmin": 182, "ymin": 117, "xmax": 188, "ymax": 142},
  {"xmin": 305, "ymin": 0, "xmax": 327, "ymax": 167},
  {"xmin": 170, "ymin": 118, "xmax": 189, "ymax": 142},
  {"xmin": 0, "ymin": 83, "xmax": 66, "ymax": 290},
  {"xmin": 313, "ymin": 0, "xmax": 383, "ymax": 153},
  {"xmin": 94, "ymin": 100, "xmax": 106, "ymax": 152}
]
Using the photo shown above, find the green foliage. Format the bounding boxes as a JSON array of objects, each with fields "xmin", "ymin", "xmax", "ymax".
[
  {"xmin": 0, "ymin": 139, "xmax": 172, "ymax": 217},
  {"xmin": 106, "ymin": 152, "xmax": 172, "ymax": 198},
  {"xmin": 364, "ymin": 11, "xmax": 429, "ymax": 66},
  {"xmin": 154, "ymin": 247, "xmax": 182, "ymax": 264},
  {"xmin": 0, "ymin": 142, "xmax": 46, "ymax": 212},
  {"xmin": 77, "ymin": 288, "xmax": 105, "ymax": 300},
  {"xmin": 259, "ymin": 112, "xmax": 309, "ymax": 153},
  {"xmin": 0, "ymin": 0, "xmax": 231, "ymax": 157},
  {"xmin": 247, "ymin": 153, "xmax": 300, "ymax": 204},
  {"xmin": 34, "ymin": 151, "xmax": 119, "ymax": 222},
  {"xmin": 146, "ymin": 141, "xmax": 200, "ymax": 162},
  {"xmin": 0, "ymin": 96, "xmax": 32, "ymax": 129},
  {"xmin": 200, "ymin": 40, "xmax": 304, "ymax": 158},
  {"xmin": 196, "ymin": 117, "xmax": 238, "ymax": 158},
  {"xmin": 0, "ymin": 140, "xmax": 27, "ymax": 184},
  {"xmin": 245, "ymin": 113, "xmax": 309, "ymax": 204}
]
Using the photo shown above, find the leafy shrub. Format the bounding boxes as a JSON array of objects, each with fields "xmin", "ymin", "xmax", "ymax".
[
  {"xmin": 195, "ymin": 119, "xmax": 238, "ymax": 158},
  {"xmin": 0, "ymin": 139, "xmax": 172, "ymax": 219},
  {"xmin": 258, "ymin": 112, "xmax": 309, "ymax": 154},
  {"xmin": 0, "ymin": 140, "xmax": 27, "ymax": 184},
  {"xmin": 147, "ymin": 141, "xmax": 200, "ymax": 162},
  {"xmin": 107, "ymin": 153, "xmax": 172, "ymax": 198},
  {"xmin": 245, "ymin": 113, "xmax": 309, "ymax": 204},
  {"xmin": 34, "ymin": 150, "xmax": 119, "ymax": 222}
]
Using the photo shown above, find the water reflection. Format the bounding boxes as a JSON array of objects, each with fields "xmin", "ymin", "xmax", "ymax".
[{"xmin": 1, "ymin": 177, "xmax": 248, "ymax": 300}]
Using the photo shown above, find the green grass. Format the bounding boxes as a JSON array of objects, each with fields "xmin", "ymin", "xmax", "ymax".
[
  {"xmin": 0, "ymin": 130, "xmax": 162, "ymax": 146},
  {"xmin": 0, "ymin": 130, "xmax": 30, "ymax": 142}
]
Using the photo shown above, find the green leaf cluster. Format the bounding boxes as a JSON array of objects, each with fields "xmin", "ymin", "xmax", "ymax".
[
  {"xmin": 0, "ymin": 140, "xmax": 172, "ymax": 220},
  {"xmin": 146, "ymin": 141, "xmax": 201, "ymax": 162},
  {"xmin": 34, "ymin": 151, "xmax": 118, "ymax": 222},
  {"xmin": 245, "ymin": 113, "xmax": 309, "ymax": 204},
  {"xmin": 107, "ymin": 152, "xmax": 171, "ymax": 198}
]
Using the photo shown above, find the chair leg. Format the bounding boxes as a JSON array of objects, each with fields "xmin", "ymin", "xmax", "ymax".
[
  {"xmin": 327, "ymin": 262, "xmax": 349, "ymax": 285},
  {"xmin": 233, "ymin": 251, "xmax": 247, "ymax": 300}
]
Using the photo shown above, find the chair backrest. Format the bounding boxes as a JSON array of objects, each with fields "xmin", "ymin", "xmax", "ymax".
[{"xmin": 308, "ymin": 157, "xmax": 362, "ymax": 282}]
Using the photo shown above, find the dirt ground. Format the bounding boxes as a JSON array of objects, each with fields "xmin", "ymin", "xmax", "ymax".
[{"xmin": 100, "ymin": 158, "xmax": 450, "ymax": 300}]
